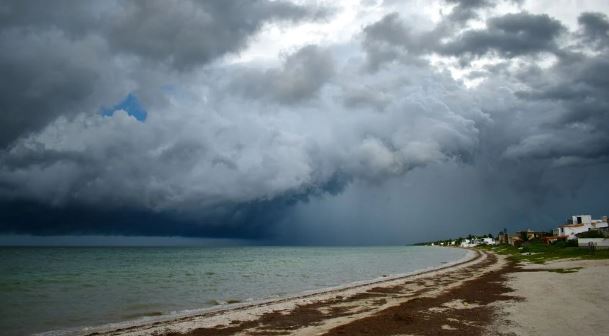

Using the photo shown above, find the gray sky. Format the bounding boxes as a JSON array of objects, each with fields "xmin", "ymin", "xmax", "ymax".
[{"xmin": 1, "ymin": 0, "xmax": 608, "ymax": 245}]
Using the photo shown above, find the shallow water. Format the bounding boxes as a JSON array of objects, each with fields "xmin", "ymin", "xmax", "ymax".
[{"xmin": 0, "ymin": 246, "xmax": 467, "ymax": 335}]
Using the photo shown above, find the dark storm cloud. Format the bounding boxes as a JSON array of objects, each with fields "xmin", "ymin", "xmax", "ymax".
[
  {"xmin": 347, "ymin": 5, "xmax": 609, "ymax": 243},
  {"xmin": 0, "ymin": 32, "xmax": 102, "ymax": 146},
  {"xmin": 0, "ymin": 171, "xmax": 351, "ymax": 238},
  {"xmin": 506, "ymin": 58, "xmax": 609, "ymax": 162},
  {"xmin": 1, "ymin": 1, "xmax": 609, "ymax": 243},
  {"xmin": 361, "ymin": 6, "xmax": 563, "ymax": 71},
  {"xmin": 105, "ymin": 1, "xmax": 328, "ymax": 71},
  {"xmin": 0, "ymin": 0, "xmax": 326, "ymax": 70},
  {"xmin": 0, "ymin": 200, "xmax": 273, "ymax": 239},
  {"xmin": 361, "ymin": 13, "xmax": 432, "ymax": 70},
  {"xmin": 0, "ymin": 0, "xmax": 103, "ymax": 34},
  {"xmin": 444, "ymin": 0, "xmax": 491, "ymax": 23},
  {"xmin": 443, "ymin": 0, "xmax": 524, "ymax": 23},
  {"xmin": 0, "ymin": 0, "xmax": 327, "ymax": 147},
  {"xmin": 0, "ymin": 54, "xmax": 482, "ymax": 211},
  {"xmin": 439, "ymin": 12, "xmax": 565, "ymax": 58},
  {"xmin": 498, "ymin": 12, "xmax": 609, "ymax": 165},
  {"xmin": 232, "ymin": 45, "xmax": 335, "ymax": 104},
  {"xmin": 578, "ymin": 12, "xmax": 609, "ymax": 49}
]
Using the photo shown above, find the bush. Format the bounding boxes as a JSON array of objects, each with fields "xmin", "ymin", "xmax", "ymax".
[{"xmin": 552, "ymin": 240, "xmax": 567, "ymax": 248}]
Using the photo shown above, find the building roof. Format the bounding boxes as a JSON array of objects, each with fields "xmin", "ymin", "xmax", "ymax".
[{"xmin": 560, "ymin": 223, "xmax": 585, "ymax": 228}]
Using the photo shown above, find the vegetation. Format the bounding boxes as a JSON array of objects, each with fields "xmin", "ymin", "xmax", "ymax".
[
  {"xmin": 547, "ymin": 267, "xmax": 582, "ymax": 274},
  {"xmin": 480, "ymin": 239, "xmax": 609, "ymax": 264}
]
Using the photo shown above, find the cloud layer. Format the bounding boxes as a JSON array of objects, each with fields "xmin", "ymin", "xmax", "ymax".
[{"xmin": 1, "ymin": 0, "xmax": 608, "ymax": 242}]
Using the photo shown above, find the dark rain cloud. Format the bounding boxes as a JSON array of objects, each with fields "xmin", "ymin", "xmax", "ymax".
[
  {"xmin": 439, "ymin": 12, "xmax": 566, "ymax": 58},
  {"xmin": 0, "ymin": 0, "xmax": 328, "ymax": 147},
  {"xmin": 0, "ymin": 0, "xmax": 327, "ymax": 70},
  {"xmin": 578, "ymin": 12, "xmax": 609, "ymax": 49},
  {"xmin": 0, "ymin": 28, "xmax": 116, "ymax": 147},
  {"xmin": 444, "ymin": 0, "xmax": 492, "ymax": 23},
  {"xmin": 361, "ymin": 13, "xmax": 434, "ymax": 70},
  {"xmin": 362, "ymin": 10, "xmax": 565, "ymax": 71},
  {"xmin": 105, "ymin": 1, "xmax": 328, "ymax": 71},
  {"xmin": 0, "ymin": 199, "xmax": 274, "ymax": 239},
  {"xmin": 497, "ymin": 12, "xmax": 609, "ymax": 165},
  {"xmin": 1, "ymin": 1, "xmax": 609, "ymax": 243},
  {"xmin": 231, "ymin": 45, "xmax": 336, "ymax": 104}
]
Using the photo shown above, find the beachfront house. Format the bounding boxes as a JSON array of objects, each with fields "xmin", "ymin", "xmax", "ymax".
[
  {"xmin": 460, "ymin": 239, "xmax": 474, "ymax": 248},
  {"xmin": 481, "ymin": 237, "xmax": 496, "ymax": 245},
  {"xmin": 459, "ymin": 237, "xmax": 496, "ymax": 247},
  {"xmin": 507, "ymin": 234, "xmax": 523, "ymax": 247},
  {"xmin": 553, "ymin": 215, "xmax": 609, "ymax": 240},
  {"xmin": 517, "ymin": 229, "xmax": 548, "ymax": 241}
]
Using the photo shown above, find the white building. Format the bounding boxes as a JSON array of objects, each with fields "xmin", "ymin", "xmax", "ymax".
[
  {"xmin": 481, "ymin": 237, "xmax": 496, "ymax": 245},
  {"xmin": 460, "ymin": 239, "xmax": 477, "ymax": 248},
  {"xmin": 578, "ymin": 238, "xmax": 609, "ymax": 249},
  {"xmin": 553, "ymin": 214, "xmax": 609, "ymax": 240}
]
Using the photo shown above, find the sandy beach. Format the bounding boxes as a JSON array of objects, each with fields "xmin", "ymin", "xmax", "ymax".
[
  {"xmin": 75, "ymin": 248, "xmax": 609, "ymax": 336},
  {"xmin": 491, "ymin": 258, "xmax": 609, "ymax": 336}
]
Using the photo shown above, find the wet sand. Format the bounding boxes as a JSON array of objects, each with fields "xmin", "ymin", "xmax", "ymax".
[{"xmin": 82, "ymin": 250, "xmax": 608, "ymax": 336}]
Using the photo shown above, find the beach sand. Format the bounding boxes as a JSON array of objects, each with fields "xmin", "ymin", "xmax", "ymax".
[
  {"xmin": 490, "ymin": 258, "xmax": 609, "ymax": 336},
  {"xmin": 81, "ymin": 250, "xmax": 609, "ymax": 336}
]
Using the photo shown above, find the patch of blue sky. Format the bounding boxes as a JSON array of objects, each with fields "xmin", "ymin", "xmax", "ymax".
[{"xmin": 100, "ymin": 93, "xmax": 148, "ymax": 122}]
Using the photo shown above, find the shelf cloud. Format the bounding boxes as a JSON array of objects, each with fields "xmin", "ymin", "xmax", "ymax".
[{"xmin": 1, "ymin": 0, "xmax": 608, "ymax": 243}]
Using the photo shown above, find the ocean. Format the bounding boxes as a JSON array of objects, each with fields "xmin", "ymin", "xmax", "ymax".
[{"xmin": 0, "ymin": 246, "xmax": 468, "ymax": 335}]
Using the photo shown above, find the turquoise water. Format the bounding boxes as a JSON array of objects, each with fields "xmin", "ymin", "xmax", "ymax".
[{"xmin": 0, "ymin": 246, "xmax": 467, "ymax": 335}]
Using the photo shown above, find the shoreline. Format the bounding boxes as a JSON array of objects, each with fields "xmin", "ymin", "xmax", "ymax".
[
  {"xmin": 32, "ymin": 248, "xmax": 609, "ymax": 336},
  {"xmin": 64, "ymin": 248, "xmax": 488, "ymax": 336},
  {"xmin": 40, "ymin": 247, "xmax": 476, "ymax": 336}
]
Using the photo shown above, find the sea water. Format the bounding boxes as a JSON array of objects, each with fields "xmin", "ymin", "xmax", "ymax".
[{"xmin": 0, "ymin": 246, "xmax": 468, "ymax": 335}]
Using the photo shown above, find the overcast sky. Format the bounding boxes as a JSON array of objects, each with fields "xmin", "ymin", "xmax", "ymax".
[{"xmin": 1, "ymin": 0, "xmax": 608, "ymax": 245}]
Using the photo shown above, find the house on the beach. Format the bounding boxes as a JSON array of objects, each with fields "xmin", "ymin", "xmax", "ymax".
[
  {"xmin": 578, "ymin": 238, "xmax": 609, "ymax": 249},
  {"xmin": 460, "ymin": 237, "xmax": 496, "ymax": 247},
  {"xmin": 460, "ymin": 239, "xmax": 476, "ymax": 248},
  {"xmin": 508, "ymin": 234, "xmax": 522, "ymax": 247},
  {"xmin": 517, "ymin": 229, "xmax": 549, "ymax": 241},
  {"xmin": 553, "ymin": 215, "xmax": 609, "ymax": 240},
  {"xmin": 481, "ymin": 237, "xmax": 496, "ymax": 245},
  {"xmin": 498, "ymin": 228, "xmax": 547, "ymax": 246}
]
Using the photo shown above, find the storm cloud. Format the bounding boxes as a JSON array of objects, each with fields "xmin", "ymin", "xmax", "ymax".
[
  {"xmin": 439, "ymin": 12, "xmax": 566, "ymax": 58},
  {"xmin": 1, "ymin": 0, "xmax": 608, "ymax": 243},
  {"xmin": 0, "ymin": 0, "xmax": 327, "ymax": 147}
]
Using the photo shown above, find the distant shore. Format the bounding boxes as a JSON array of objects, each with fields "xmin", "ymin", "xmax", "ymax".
[{"xmin": 74, "ymin": 248, "xmax": 609, "ymax": 336}]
